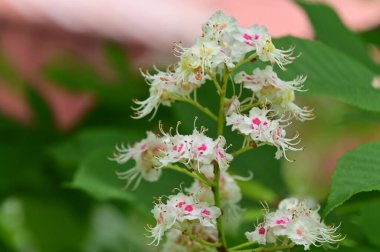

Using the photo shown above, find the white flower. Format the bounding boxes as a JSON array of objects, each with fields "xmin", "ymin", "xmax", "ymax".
[
  {"xmin": 257, "ymin": 36, "xmax": 296, "ymax": 70},
  {"xmin": 202, "ymin": 11, "xmax": 238, "ymax": 42},
  {"xmin": 233, "ymin": 25, "xmax": 295, "ymax": 70},
  {"xmin": 158, "ymin": 125, "xmax": 233, "ymax": 173},
  {"xmin": 175, "ymin": 38, "xmax": 234, "ymax": 84},
  {"xmin": 111, "ymin": 132, "xmax": 167, "ymax": 189},
  {"xmin": 234, "ymin": 66, "xmax": 313, "ymax": 121},
  {"xmin": 226, "ymin": 107, "xmax": 302, "ymax": 161},
  {"xmin": 245, "ymin": 198, "xmax": 343, "ymax": 250},
  {"xmin": 235, "ymin": 66, "xmax": 305, "ymax": 92},
  {"xmin": 233, "ymin": 25, "xmax": 268, "ymax": 58},
  {"xmin": 226, "ymin": 107, "xmax": 276, "ymax": 140},
  {"xmin": 133, "ymin": 67, "xmax": 197, "ymax": 119},
  {"xmin": 271, "ymin": 127, "xmax": 302, "ymax": 161},
  {"xmin": 259, "ymin": 86, "xmax": 315, "ymax": 121},
  {"xmin": 186, "ymin": 171, "xmax": 242, "ymax": 219},
  {"xmin": 214, "ymin": 136, "xmax": 233, "ymax": 171},
  {"xmin": 224, "ymin": 96, "xmax": 241, "ymax": 116},
  {"xmin": 245, "ymin": 222, "xmax": 277, "ymax": 245},
  {"xmin": 146, "ymin": 193, "xmax": 221, "ymax": 245}
]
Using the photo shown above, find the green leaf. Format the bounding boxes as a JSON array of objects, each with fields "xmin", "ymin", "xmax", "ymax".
[
  {"xmin": 324, "ymin": 142, "xmax": 380, "ymax": 216},
  {"xmin": 22, "ymin": 196, "xmax": 87, "ymax": 252},
  {"xmin": 273, "ymin": 37, "xmax": 380, "ymax": 113},
  {"xmin": 360, "ymin": 27, "xmax": 380, "ymax": 48},
  {"xmin": 49, "ymin": 128, "xmax": 144, "ymax": 168},
  {"xmin": 238, "ymin": 180, "xmax": 278, "ymax": 204},
  {"xmin": 103, "ymin": 42, "xmax": 134, "ymax": 83},
  {"xmin": 84, "ymin": 204, "xmax": 154, "ymax": 252},
  {"xmin": 359, "ymin": 201, "xmax": 380, "ymax": 248},
  {"xmin": 298, "ymin": 1, "xmax": 379, "ymax": 73},
  {"xmin": 71, "ymin": 147, "xmax": 192, "ymax": 209},
  {"xmin": 70, "ymin": 148, "xmax": 135, "ymax": 203}
]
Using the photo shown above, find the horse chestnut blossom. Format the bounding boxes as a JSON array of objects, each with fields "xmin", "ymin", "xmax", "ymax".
[
  {"xmin": 234, "ymin": 65, "xmax": 314, "ymax": 121},
  {"xmin": 146, "ymin": 193, "xmax": 221, "ymax": 246},
  {"xmin": 245, "ymin": 198, "xmax": 343, "ymax": 250},
  {"xmin": 111, "ymin": 10, "xmax": 342, "ymax": 252},
  {"xmin": 133, "ymin": 66, "xmax": 201, "ymax": 119},
  {"xmin": 175, "ymin": 38, "xmax": 235, "ymax": 84},
  {"xmin": 186, "ymin": 169, "xmax": 243, "ymax": 219},
  {"xmin": 158, "ymin": 126, "xmax": 233, "ymax": 173},
  {"xmin": 233, "ymin": 25, "xmax": 296, "ymax": 70},
  {"xmin": 111, "ymin": 131, "xmax": 167, "ymax": 189},
  {"xmin": 226, "ymin": 107, "xmax": 301, "ymax": 160}
]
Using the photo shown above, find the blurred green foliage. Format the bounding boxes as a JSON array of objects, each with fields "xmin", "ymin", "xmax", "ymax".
[{"xmin": 0, "ymin": 2, "xmax": 379, "ymax": 252}]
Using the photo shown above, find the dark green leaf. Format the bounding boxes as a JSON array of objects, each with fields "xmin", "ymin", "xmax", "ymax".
[
  {"xmin": 273, "ymin": 37, "xmax": 380, "ymax": 112},
  {"xmin": 49, "ymin": 128, "xmax": 144, "ymax": 168},
  {"xmin": 23, "ymin": 196, "xmax": 87, "ymax": 252},
  {"xmin": 359, "ymin": 201, "xmax": 380, "ymax": 248},
  {"xmin": 70, "ymin": 148, "xmax": 135, "ymax": 203},
  {"xmin": 298, "ymin": 1, "xmax": 379, "ymax": 73},
  {"xmin": 324, "ymin": 142, "xmax": 380, "ymax": 216}
]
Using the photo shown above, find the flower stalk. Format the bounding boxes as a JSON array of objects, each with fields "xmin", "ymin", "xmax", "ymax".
[{"xmin": 110, "ymin": 10, "xmax": 342, "ymax": 252}]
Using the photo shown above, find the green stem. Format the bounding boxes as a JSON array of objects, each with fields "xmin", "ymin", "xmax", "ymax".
[
  {"xmin": 212, "ymin": 65, "xmax": 231, "ymax": 251},
  {"xmin": 232, "ymin": 53, "xmax": 257, "ymax": 72},
  {"xmin": 188, "ymin": 233, "xmax": 221, "ymax": 248},
  {"xmin": 217, "ymin": 67, "xmax": 230, "ymax": 136},
  {"xmin": 166, "ymin": 165, "xmax": 212, "ymax": 187},
  {"xmin": 229, "ymin": 241, "xmax": 257, "ymax": 251},
  {"xmin": 212, "ymin": 161, "xmax": 227, "ymax": 251},
  {"xmin": 233, "ymin": 243, "xmax": 295, "ymax": 252},
  {"xmin": 240, "ymin": 101, "xmax": 262, "ymax": 113},
  {"xmin": 232, "ymin": 146, "xmax": 253, "ymax": 157},
  {"xmin": 175, "ymin": 97, "xmax": 218, "ymax": 121},
  {"xmin": 207, "ymin": 71, "xmax": 223, "ymax": 94}
]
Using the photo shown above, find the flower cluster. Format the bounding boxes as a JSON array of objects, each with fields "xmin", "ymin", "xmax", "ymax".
[
  {"xmin": 227, "ymin": 107, "xmax": 301, "ymax": 161},
  {"xmin": 234, "ymin": 65, "xmax": 313, "ymax": 121},
  {"xmin": 111, "ymin": 125, "xmax": 233, "ymax": 189},
  {"xmin": 159, "ymin": 125, "xmax": 233, "ymax": 173},
  {"xmin": 111, "ymin": 131, "xmax": 167, "ymax": 190},
  {"xmin": 110, "ymin": 10, "xmax": 343, "ymax": 252},
  {"xmin": 186, "ymin": 168, "xmax": 243, "ymax": 220},
  {"xmin": 245, "ymin": 198, "xmax": 343, "ymax": 250},
  {"xmin": 147, "ymin": 193, "xmax": 221, "ymax": 246},
  {"xmin": 133, "ymin": 11, "xmax": 301, "ymax": 120}
]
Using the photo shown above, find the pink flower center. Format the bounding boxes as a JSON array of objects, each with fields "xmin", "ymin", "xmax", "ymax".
[
  {"xmin": 276, "ymin": 219, "xmax": 286, "ymax": 225},
  {"xmin": 296, "ymin": 228, "xmax": 303, "ymax": 236},
  {"xmin": 201, "ymin": 209, "xmax": 211, "ymax": 216},
  {"xmin": 198, "ymin": 144, "xmax": 207, "ymax": 152},
  {"xmin": 177, "ymin": 201, "xmax": 186, "ymax": 208},
  {"xmin": 258, "ymin": 227, "xmax": 266, "ymax": 235},
  {"xmin": 178, "ymin": 143, "xmax": 184, "ymax": 152},
  {"xmin": 243, "ymin": 33, "xmax": 253, "ymax": 40},
  {"xmin": 184, "ymin": 205, "xmax": 194, "ymax": 212},
  {"xmin": 252, "ymin": 117, "xmax": 261, "ymax": 126}
]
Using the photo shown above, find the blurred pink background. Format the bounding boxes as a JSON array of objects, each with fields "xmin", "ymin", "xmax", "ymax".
[{"xmin": 0, "ymin": 0, "xmax": 380, "ymax": 129}]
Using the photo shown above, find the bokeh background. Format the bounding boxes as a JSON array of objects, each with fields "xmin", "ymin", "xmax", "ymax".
[{"xmin": 0, "ymin": 0, "xmax": 380, "ymax": 251}]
